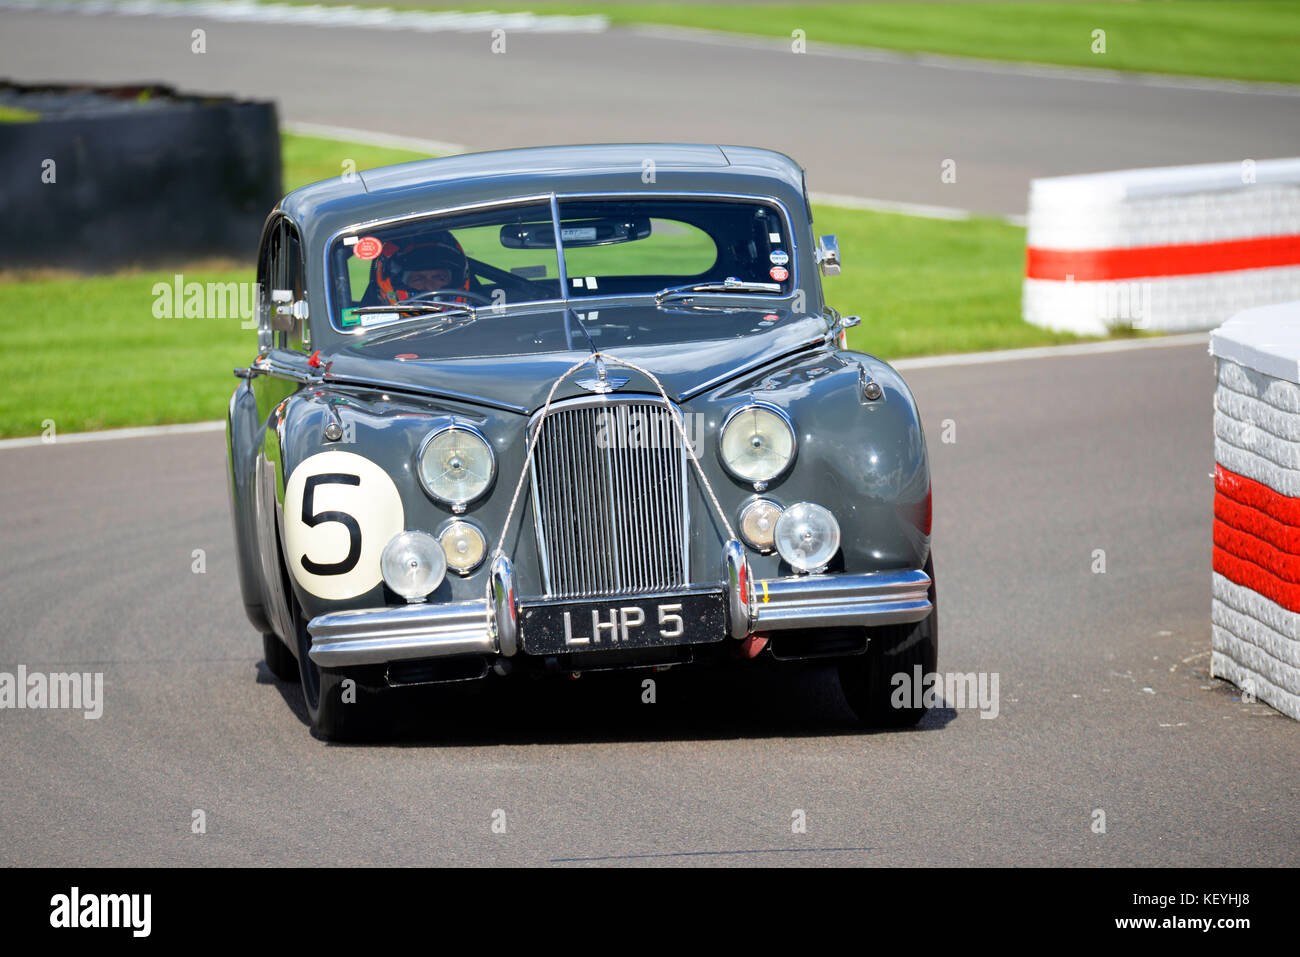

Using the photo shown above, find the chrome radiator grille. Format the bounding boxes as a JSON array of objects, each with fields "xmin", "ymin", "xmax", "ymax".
[{"xmin": 529, "ymin": 398, "xmax": 690, "ymax": 599}]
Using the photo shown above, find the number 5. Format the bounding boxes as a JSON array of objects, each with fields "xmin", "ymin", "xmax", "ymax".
[
  {"xmin": 300, "ymin": 473, "xmax": 362, "ymax": 575},
  {"xmin": 658, "ymin": 603, "xmax": 683, "ymax": 638}
]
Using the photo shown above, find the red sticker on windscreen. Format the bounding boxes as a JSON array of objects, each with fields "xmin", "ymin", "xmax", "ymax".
[
  {"xmin": 353, "ymin": 236, "xmax": 383, "ymax": 260},
  {"xmin": 769, "ymin": 266, "xmax": 789, "ymax": 282}
]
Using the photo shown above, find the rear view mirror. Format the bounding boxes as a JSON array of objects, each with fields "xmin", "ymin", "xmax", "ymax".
[{"xmin": 501, "ymin": 217, "xmax": 652, "ymax": 249}]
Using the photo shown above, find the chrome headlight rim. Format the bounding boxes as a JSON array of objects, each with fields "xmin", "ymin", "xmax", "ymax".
[
  {"xmin": 718, "ymin": 400, "xmax": 798, "ymax": 490},
  {"xmin": 774, "ymin": 501, "xmax": 841, "ymax": 574},
  {"xmin": 738, "ymin": 497, "xmax": 785, "ymax": 554},
  {"xmin": 415, "ymin": 423, "xmax": 496, "ymax": 511},
  {"xmin": 437, "ymin": 518, "xmax": 488, "ymax": 576},
  {"xmin": 380, "ymin": 529, "xmax": 447, "ymax": 602}
]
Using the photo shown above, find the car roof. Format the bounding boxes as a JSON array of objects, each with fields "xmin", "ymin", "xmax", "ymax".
[{"xmin": 279, "ymin": 143, "xmax": 809, "ymax": 245}]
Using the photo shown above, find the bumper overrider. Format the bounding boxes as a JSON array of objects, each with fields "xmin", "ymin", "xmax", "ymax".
[{"xmin": 307, "ymin": 544, "xmax": 933, "ymax": 669}]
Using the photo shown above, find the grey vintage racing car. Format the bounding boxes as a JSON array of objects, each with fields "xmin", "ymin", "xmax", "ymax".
[{"xmin": 226, "ymin": 144, "xmax": 936, "ymax": 739}]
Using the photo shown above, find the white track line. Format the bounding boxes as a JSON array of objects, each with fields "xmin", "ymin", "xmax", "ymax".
[
  {"xmin": 1, "ymin": 0, "xmax": 609, "ymax": 33},
  {"xmin": 0, "ymin": 420, "xmax": 224, "ymax": 451},
  {"xmin": 891, "ymin": 332, "xmax": 1209, "ymax": 370},
  {"xmin": 630, "ymin": 25, "xmax": 1300, "ymax": 99},
  {"xmin": 810, "ymin": 191, "xmax": 1025, "ymax": 227},
  {"xmin": 284, "ymin": 122, "xmax": 466, "ymax": 158}
]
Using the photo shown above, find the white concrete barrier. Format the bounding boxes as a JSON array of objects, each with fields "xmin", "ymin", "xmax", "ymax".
[
  {"xmin": 1024, "ymin": 159, "xmax": 1300, "ymax": 335},
  {"xmin": 1208, "ymin": 300, "xmax": 1300, "ymax": 720}
]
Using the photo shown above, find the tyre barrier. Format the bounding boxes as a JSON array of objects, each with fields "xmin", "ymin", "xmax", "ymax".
[
  {"xmin": 0, "ymin": 80, "xmax": 280, "ymax": 270},
  {"xmin": 1209, "ymin": 300, "xmax": 1300, "ymax": 720},
  {"xmin": 1023, "ymin": 159, "xmax": 1300, "ymax": 336}
]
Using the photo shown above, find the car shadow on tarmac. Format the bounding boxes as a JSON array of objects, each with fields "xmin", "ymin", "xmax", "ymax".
[{"xmin": 260, "ymin": 660, "xmax": 959, "ymax": 746}]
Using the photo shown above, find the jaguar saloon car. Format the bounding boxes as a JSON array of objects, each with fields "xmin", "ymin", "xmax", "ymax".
[{"xmin": 226, "ymin": 143, "xmax": 936, "ymax": 739}]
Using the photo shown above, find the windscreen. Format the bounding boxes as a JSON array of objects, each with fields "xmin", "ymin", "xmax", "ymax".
[{"xmin": 327, "ymin": 196, "xmax": 794, "ymax": 333}]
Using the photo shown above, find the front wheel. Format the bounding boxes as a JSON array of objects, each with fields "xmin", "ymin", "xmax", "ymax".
[
  {"xmin": 836, "ymin": 554, "xmax": 938, "ymax": 728},
  {"xmin": 262, "ymin": 632, "xmax": 298, "ymax": 682},
  {"xmin": 294, "ymin": 611, "xmax": 392, "ymax": 741}
]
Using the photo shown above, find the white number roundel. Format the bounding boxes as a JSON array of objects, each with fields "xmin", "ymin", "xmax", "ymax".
[{"xmin": 283, "ymin": 450, "xmax": 405, "ymax": 601}]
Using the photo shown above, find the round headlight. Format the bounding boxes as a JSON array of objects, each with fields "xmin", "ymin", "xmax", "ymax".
[
  {"xmin": 381, "ymin": 530, "xmax": 447, "ymax": 601},
  {"xmin": 418, "ymin": 426, "xmax": 494, "ymax": 509},
  {"xmin": 774, "ymin": 503, "xmax": 841, "ymax": 573},
  {"xmin": 439, "ymin": 521, "xmax": 487, "ymax": 575},
  {"xmin": 720, "ymin": 403, "xmax": 795, "ymax": 486},
  {"xmin": 739, "ymin": 498, "xmax": 784, "ymax": 553}
]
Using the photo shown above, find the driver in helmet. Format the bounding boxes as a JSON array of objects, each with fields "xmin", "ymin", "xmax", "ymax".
[{"xmin": 372, "ymin": 232, "xmax": 470, "ymax": 306}]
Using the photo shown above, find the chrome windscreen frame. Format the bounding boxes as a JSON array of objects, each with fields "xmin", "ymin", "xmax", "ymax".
[{"xmin": 319, "ymin": 191, "xmax": 803, "ymax": 338}]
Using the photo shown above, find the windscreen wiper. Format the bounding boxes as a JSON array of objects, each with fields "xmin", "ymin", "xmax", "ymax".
[
  {"xmin": 349, "ymin": 301, "xmax": 477, "ymax": 318},
  {"xmin": 654, "ymin": 277, "xmax": 783, "ymax": 304},
  {"xmin": 352, "ymin": 305, "xmax": 483, "ymax": 345}
]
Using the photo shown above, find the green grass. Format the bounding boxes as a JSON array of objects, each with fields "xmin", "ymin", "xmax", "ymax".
[
  {"xmin": 0, "ymin": 104, "xmax": 40, "ymax": 123},
  {"xmin": 1, "ymin": 131, "xmax": 1071, "ymax": 439},
  {"xmin": 0, "ymin": 269, "xmax": 254, "ymax": 437},
  {"xmin": 358, "ymin": 0, "xmax": 1300, "ymax": 85},
  {"xmin": 818, "ymin": 205, "xmax": 1079, "ymax": 357},
  {"xmin": 280, "ymin": 132, "xmax": 432, "ymax": 192}
]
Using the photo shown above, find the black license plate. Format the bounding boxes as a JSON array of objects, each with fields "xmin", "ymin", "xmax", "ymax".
[{"xmin": 519, "ymin": 589, "xmax": 727, "ymax": 655}]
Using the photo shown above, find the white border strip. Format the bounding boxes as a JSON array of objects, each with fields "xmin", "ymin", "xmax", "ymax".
[
  {"xmin": 810, "ymin": 191, "xmax": 1026, "ymax": 227},
  {"xmin": 891, "ymin": 332, "xmax": 1208, "ymax": 370},
  {"xmin": 284, "ymin": 121, "xmax": 465, "ymax": 158},
  {"xmin": 629, "ymin": 24, "xmax": 1300, "ymax": 99},
  {"xmin": 0, "ymin": 420, "xmax": 224, "ymax": 450}
]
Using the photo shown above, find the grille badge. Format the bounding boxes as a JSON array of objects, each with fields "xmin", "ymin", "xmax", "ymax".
[
  {"xmin": 575, "ymin": 358, "xmax": 629, "ymax": 393},
  {"xmin": 575, "ymin": 375, "xmax": 629, "ymax": 393}
]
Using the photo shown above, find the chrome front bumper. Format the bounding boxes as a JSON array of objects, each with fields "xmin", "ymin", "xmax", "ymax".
[{"xmin": 308, "ymin": 550, "xmax": 933, "ymax": 668}]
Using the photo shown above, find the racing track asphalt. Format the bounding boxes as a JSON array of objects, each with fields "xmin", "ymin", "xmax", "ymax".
[
  {"xmin": 1, "ymin": 5, "xmax": 1299, "ymax": 215},
  {"xmin": 2, "ymin": 340, "xmax": 1296, "ymax": 866}
]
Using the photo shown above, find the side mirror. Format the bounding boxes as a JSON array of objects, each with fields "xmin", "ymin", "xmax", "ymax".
[
  {"xmin": 270, "ymin": 288, "xmax": 310, "ymax": 348},
  {"xmin": 817, "ymin": 235, "xmax": 841, "ymax": 276}
]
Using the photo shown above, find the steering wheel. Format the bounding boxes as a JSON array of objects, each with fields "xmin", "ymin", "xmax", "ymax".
[{"xmin": 403, "ymin": 288, "xmax": 496, "ymax": 307}]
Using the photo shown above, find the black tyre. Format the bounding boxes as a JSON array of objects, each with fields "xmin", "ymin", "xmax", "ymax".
[
  {"xmin": 294, "ymin": 611, "xmax": 392, "ymax": 742},
  {"xmin": 837, "ymin": 554, "xmax": 938, "ymax": 728},
  {"xmin": 262, "ymin": 632, "xmax": 299, "ymax": 682}
]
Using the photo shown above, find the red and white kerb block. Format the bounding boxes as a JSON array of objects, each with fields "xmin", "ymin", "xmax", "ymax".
[
  {"xmin": 1209, "ymin": 301, "xmax": 1300, "ymax": 720},
  {"xmin": 1024, "ymin": 159, "xmax": 1300, "ymax": 335}
]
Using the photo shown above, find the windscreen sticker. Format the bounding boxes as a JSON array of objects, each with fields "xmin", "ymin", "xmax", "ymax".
[
  {"xmin": 585, "ymin": 276, "xmax": 598, "ymax": 289},
  {"xmin": 284, "ymin": 450, "xmax": 405, "ymax": 602},
  {"xmin": 769, "ymin": 250, "xmax": 789, "ymax": 266},
  {"xmin": 353, "ymin": 236, "xmax": 383, "ymax": 260},
  {"xmin": 768, "ymin": 232, "xmax": 781, "ymax": 243},
  {"xmin": 769, "ymin": 266, "xmax": 789, "ymax": 282},
  {"xmin": 342, "ymin": 236, "xmax": 358, "ymax": 246}
]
